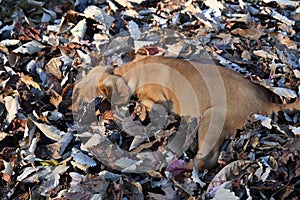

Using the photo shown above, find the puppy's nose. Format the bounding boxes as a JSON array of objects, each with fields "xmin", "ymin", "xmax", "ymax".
[
  {"xmin": 95, "ymin": 95, "xmax": 112, "ymax": 114},
  {"xmin": 97, "ymin": 94, "xmax": 105, "ymax": 102}
]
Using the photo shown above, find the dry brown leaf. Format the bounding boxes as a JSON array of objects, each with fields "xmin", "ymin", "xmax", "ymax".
[
  {"xmin": 253, "ymin": 50, "xmax": 278, "ymax": 60},
  {"xmin": 45, "ymin": 57, "xmax": 63, "ymax": 80},
  {"xmin": 20, "ymin": 73, "xmax": 41, "ymax": 89},
  {"xmin": 49, "ymin": 89, "xmax": 62, "ymax": 108},
  {"xmin": 231, "ymin": 26, "xmax": 264, "ymax": 40},
  {"xmin": 275, "ymin": 32, "xmax": 297, "ymax": 49}
]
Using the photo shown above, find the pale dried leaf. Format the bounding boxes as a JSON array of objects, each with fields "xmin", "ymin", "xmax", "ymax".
[
  {"xmin": 71, "ymin": 148, "xmax": 97, "ymax": 167},
  {"xmin": 98, "ymin": 170, "xmax": 121, "ymax": 181},
  {"xmin": 289, "ymin": 126, "xmax": 300, "ymax": 135},
  {"xmin": 80, "ymin": 133, "xmax": 103, "ymax": 151},
  {"xmin": 238, "ymin": 0, "xmax": 246, "ymax": 9},
  {"xmin": 293, "ymin": 69, "xmax": 300, "ymax": 78},
  {"xmin": 227, "ymin": 13, "xmax": 250, "ymax": 23},
  {"xmin": 57, "ymin": 132, "xmax": 74, "ymax": 154},
  {"xmin": 153, "ymin": 15, "xmax": 168, "ymax": 26},
  {"xmin": 27, "ymin": 0, "xmax": 43, "ymax": 6},
  {"xmin": 254, "ymin": 162, "xmax": 263, "ymax": 181},
  {"xmin": 114, "ymin": 0, "xmax": 128, "ymax": 7},
  {"xmin": 147, "ymin": 103, "xmax": 168, "ymax": 131},
  {"xmin": 30, "ymin": 116, "xmax": 64, "ymax": 141},
  {"xmin": 107, "ymin": 0, "xmax": 118, "ymax": 12},
  {"xmin": 0, "ymin": 132, "xmax": 8, "ymax": 142},
  {"xmin": 1, "ymin": 160, "xmax": 13, "ymax": 181},
  {"xmin": 4, "ymin": 96, "xmax": 19, "ymax": 123},
  {"xmin": 195, "ymin": 12, "xmax": 213, "ymax": 28},
  {"xmin": 128, "ymin": 20, "xmax": 141, "ymax": 40},
  {"xmin": 28, "ymin": 138, "xmax": 38, "ymax": 154},
  {"xmin": 0, "ymin": 23, "xmax": 14, "ymax": 35},
  {"xmin": 70, "ymin": 19, "xmax": 87, "ymax": 38},
  {"xmin": 271, "ymin": 87, "xmax": 298, "ymax": 98},
  {"xmin": 261, "ymin": 167, "xmax": 271, "ymax": 182},
  {"xmin": 39, "ymin": 165, "xmax": 69, "ymax": 195},
  {"xmin": 4, "ymin": 66, "xmax": 16, "ymax": 75},
  {"xmin": 41, "ymin": 111, "xmax": 63, "ymax": 121},
  {"xmin": 50, "ymin": 165, "xmax": 69, "ymax": 177},
  {"xmin": 203, "ymin": 0, "xmax": 224, "ymax": 17},
  {"xmin": 68, "ymin": 173, "xmax": 108, "ymax": 195},
  {"xmin": 122, "ymin": 118, "xmax": 147, "ymax": 137},
  {"xmin": 166, "ymin": 41, "xmax": 185, "ymax": 57},
  {"xmin": 241, "ymin": 50, "xmax": 251, "ymax": 61},
  {"xmin": 253, "ymin": 114, "xmax": 272, "ymax": 129},
  {"xmin": 13, "ymin": 41, "xmax": 45, "ymax": 55},
  {"xmin": 69, "ymin": 172, "xmax": 85, "ymax": 193},
  {"xmin": 41, "ymin": 12, "xmax": 52, "ymax": 23},
  {"xmin": 17, "ymin": 167, "xmax": 36, "ymax": 182},
  {"xmin": 134, "ymin": 41, "xmax": 156, "ymax": 52},
  {"xmin": 84, "ymin": 6, "xmax": 114, "ymax": 30},
  {"xmin": 0, "ymin": 39, "xmax": 20, "ymax": 46},
  {"xmin": 77, "ymin": 49, "xmax": 91, "ymax": 66},
  {"xmin": 121, "ymin": 9, "xmax": 140, "ymax": 18},
  {"xmin": 213, "ymin": 188, "xmax": 239, "ymax": 200}
]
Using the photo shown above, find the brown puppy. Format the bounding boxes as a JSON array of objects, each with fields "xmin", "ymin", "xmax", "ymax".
[{"xmin": 72, "ymin": 56, "xmax": 300, "ymax": 170}]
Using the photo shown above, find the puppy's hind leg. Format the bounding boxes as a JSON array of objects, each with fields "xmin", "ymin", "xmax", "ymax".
[{"xmin": 186, "ymin": 108, "xmax": 226, "ymax": 171}]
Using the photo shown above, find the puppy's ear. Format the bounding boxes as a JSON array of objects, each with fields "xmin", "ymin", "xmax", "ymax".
[
  {"xmin": 101, "ymin": 75, "xmax": 130, "ymax": 105},
  {"xmin": 98, "ymin": 86, "xmax": 110, "ymax": 99}
]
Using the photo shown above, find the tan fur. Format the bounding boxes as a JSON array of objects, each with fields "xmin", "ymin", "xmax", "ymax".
[{"xmin": 73, "ymin": 56, "xmax": 300, "ymax": 170}]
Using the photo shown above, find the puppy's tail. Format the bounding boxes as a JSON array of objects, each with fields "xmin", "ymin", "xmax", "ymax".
[{"xmin": 271, "ymin": 98, "xmax": 300, "ymax": 114}]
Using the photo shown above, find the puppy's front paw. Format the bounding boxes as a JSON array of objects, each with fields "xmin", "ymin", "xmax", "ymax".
[
  {"xmin": 132, "ymin": 102, "xmax": 148, "ymax": 121},
  {"xmin": 186, "ymin": 158, "xmax": 205, "ymax": 171}
]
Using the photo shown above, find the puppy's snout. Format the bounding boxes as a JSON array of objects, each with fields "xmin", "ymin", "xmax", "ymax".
[{"xmin": 95, "ymin": 95, "xmax": 112, "ymax": 114}]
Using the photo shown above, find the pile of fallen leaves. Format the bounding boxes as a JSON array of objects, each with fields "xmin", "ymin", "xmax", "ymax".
[{"xmin": 0, "ymin": 0, "xmax": 299, "ymax": 199}]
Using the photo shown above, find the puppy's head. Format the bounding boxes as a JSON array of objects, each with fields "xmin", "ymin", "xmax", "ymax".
[
  {"xmin": 72, "ymin": 66, "xmax": 130, "ymax": 111},
  {"xmin": 97, "ymin": 74, "xmax": 131, "ymax": 106}
]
